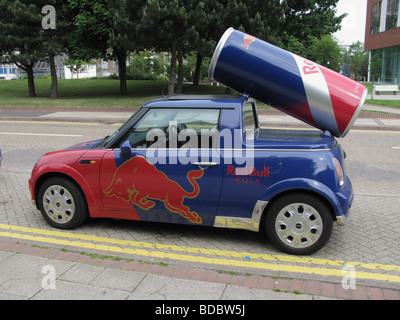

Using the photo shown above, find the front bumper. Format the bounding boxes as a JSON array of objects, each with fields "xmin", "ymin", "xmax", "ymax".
[
  {"xmin": 28, "ymin": 178, "xmax": 37, "ymax": 207},
  {"xmin": 336, "ymin": 212, "xmax": 350, "ymax": 226},
  {"xmin": 335, "ymin": 176, "xmax": 354, "ymax": 226}
]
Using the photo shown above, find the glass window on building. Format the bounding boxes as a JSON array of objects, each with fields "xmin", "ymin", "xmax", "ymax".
[
  {"xmin": 371, "ymin": 1, "xmax": 382, "ymax": 34},
  {"xmin": 386, "ymin": 0, "xmax": 399, "ymax": 31},
  {"xmin": 371, "ymin": 46, "xmax": 400, "ymax": 84},
  {"xmin": 383, "ymin": 46, "xmax": 400, "ymax": 83}
]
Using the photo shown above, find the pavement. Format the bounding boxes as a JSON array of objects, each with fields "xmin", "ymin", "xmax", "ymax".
[
  {"xmin": 2, "ymin": 239, "xmax": 400, "ymax": 302},
  {"xmin": 0, "ymin": 101, "xmax": 400, "ymax": 302},
  {"xmin": 1, "ymin": 101, "xmax": 400, "ymax": 131}
]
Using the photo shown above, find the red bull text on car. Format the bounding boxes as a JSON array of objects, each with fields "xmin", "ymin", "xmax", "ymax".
[{"xmin": 29, "ymin": 29, "xmax": 361, "ymax": 255}]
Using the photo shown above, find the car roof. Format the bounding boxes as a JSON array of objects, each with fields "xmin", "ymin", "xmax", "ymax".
[{"xmin": 143, "ymin": 94, "xmax": 247, "ymax": 109}]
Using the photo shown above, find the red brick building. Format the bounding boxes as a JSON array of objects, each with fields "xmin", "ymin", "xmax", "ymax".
[{"xmin": 365, "ymin": 0, "xmax": 400, "ymax": 83}]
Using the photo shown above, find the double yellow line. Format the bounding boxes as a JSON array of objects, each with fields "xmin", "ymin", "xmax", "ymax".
[{"xmin": 0, "ymin": 223, "xmax": 399, "ymax": 284}]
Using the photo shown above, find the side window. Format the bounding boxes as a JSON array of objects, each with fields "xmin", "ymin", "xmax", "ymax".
[
  {"xmin": 175, "ymin": 109, "xmax": 220, "ymax": 149},
  {"xmin": 119, "ymin": 108, "xmax": 220, "ymax": 149},
  {"xmin": 243, "ymin": 102, "xmax": 258, "ymax": 132}
]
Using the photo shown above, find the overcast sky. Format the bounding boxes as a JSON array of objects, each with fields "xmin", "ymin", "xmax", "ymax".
[{"xmin": 334, "ymin": 0, "xmax": 368, "ymax": 45}]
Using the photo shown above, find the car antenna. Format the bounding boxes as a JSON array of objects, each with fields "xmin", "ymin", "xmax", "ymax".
[{"xmin": 162, "ymin": 86, "xmax": 168, "ymax": 100}]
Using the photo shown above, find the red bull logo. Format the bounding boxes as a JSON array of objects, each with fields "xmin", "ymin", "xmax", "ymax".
[
  {"xmin": 241, "ymin": 35, "xmax": 256, "ymax": 50},
  {"xmin": 227, "ymin": 165, "xmax": 270, "ymax": 185},
  {"xmin": 103, "ymin": 156, "xmax": 204, "ymax": 224}
]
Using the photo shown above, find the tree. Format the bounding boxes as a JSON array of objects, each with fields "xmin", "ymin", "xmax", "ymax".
[
  {"xmin": 347, "ymin": 41, "xmax": 369, "ymax": 81},
  {"xmin": 370, "ymin": 50, "xmax": 383, "ymax": 83},
  {"xmin": 127, "ymin": 51, "xmax": 153, "ymax": 75},
  {"xmin": 0, "ymin": 0, "xmax": 47, "ymax": 97},
  {"xmin": 190, "ymin": 0, "xmax": 285, "ymax": 85},
  {"xmin": 41, "ymin": 0, "xmax": 76, "ymax": 99},
  {"xmin": 139, "ymin": 0, "xmax": 193, "ymax": 95},
  {"xmin": 69, "ymin": 0, "xmax": 145, "ymax": 95},
  {"xmin": 280, "ymin": 0, "xmax": 346, "ymax": 52},
  {"xmin": 108, "ymin": 0, "xmax": 146, "ymax": 95},
  {"xmin": 0, "ymin": 1, "xmax": 78, "ymax": 99},
  {"xmin": 309, "ymin": 35, "xmax": 343, "ymax": 72}
]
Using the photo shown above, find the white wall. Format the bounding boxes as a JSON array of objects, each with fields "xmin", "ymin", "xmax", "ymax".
[{"xmin": 64, "ymin": 64, "xmax": 97, "ymax": 79}]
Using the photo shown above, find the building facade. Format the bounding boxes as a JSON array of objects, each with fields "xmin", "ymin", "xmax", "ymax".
[
  {"xmin": 0, "ymin": 63, "xmax": 17, "ymax": 80},
  {"xmin": 365, "ymin": 0, "xmax": 400, "ymax": 83},
  {"xmin": 12, "ymin": 55, "xmax": 118, "ymax": 80}
]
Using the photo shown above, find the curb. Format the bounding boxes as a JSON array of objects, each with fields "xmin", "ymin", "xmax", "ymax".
[
  {"xmin": 2, "ymin": 107, "xmax": 400, "ymax": 131},
  {"xmin": 2, "ymin": 115, "xmax": 400, "ymax": 132}
]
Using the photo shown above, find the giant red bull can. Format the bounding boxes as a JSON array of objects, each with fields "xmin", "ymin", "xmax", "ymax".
[{"xmin": 208, "ymin": 28, "xmax": 368, "ymax": 137}]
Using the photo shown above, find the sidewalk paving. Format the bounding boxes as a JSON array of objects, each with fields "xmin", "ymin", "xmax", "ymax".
[
  {"xmin": 0, "ymin": 239, "xmax": 333, "ymax": 301},
  {"xmin": 1, "ymin": 239, "xmax": 399, "ymax": 301}
]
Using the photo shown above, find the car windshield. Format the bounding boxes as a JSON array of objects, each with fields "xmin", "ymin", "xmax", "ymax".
[{"xmin": 102, "ymin": 109, "xmax": 140, "ymax": 147}]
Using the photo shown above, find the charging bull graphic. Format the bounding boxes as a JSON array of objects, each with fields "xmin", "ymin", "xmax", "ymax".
[
  {"xmin": 241, "ymin": 35, "xmax": 256, "ymax": 50},
  {"xmin": 103, "ymin": 156, "xmax": 204, "ymax": 224}
]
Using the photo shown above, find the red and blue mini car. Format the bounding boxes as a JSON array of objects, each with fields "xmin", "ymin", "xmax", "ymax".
[{"xmin": 29, "ymin": 95, "xmax": 352, "ymax": 255}]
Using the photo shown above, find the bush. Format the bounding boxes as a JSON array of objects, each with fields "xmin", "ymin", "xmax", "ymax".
[
  {"xmin": 126, "ymin": 73, "xmax": 158, "ymax": 80},
  {"xmin": 103, "ymin": 73, "xmax": 159, "ymax": 80}
]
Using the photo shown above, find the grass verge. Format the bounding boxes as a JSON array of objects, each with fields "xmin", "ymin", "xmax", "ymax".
[
  {"xmin": 0, "ymin": 78, "xmax": 227, "ymax": 109},
  {"xmin": 1, "ymin": 78, "xmax": 399, "ymax": 110}
]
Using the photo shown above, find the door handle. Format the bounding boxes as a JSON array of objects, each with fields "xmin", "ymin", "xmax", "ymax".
[{"xmin": 194, "ymin": 162, "xmax": 218, "ymax": 167}]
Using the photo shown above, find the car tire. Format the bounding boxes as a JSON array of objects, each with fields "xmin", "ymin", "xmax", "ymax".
[
  {"xmin": 265, "ymin": 193, "xmax": 333, "ymax": 255},
  {"xmin": 38, "ymin": 177, "xmax": 88, "ymax": 229}
]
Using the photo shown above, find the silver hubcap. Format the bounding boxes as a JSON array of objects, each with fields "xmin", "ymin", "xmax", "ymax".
[
  {"xmin": 42, "ymin": 185, "xmax": 75, "ymax": 224},
  {"xmin": 275, "ymin": 203, "xmax": 323, "ymax": 249}
]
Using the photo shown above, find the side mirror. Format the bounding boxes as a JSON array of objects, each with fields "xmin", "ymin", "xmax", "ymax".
[{"xmin": 120, "ymin": 140, "xmax": 133, "ymax": 159}]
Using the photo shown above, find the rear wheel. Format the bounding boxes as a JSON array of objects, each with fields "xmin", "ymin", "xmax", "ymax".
[
  {"xmin": 265, "ymin": 193, "xmax": 333, "ymax": 255},
  {"xmin": 38, "ymin": 177, "xmax": 88, "ymax": 229}
]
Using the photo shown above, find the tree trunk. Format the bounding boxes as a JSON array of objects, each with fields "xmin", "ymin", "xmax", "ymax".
[
  {"xmin": 49, "ymin": 54, "xmax": 58, "ymax": 99},
  {"xmin": 176, "ymin": 46, "xmax": 183, "ymax": 94},
  {"xmin": 193, "ymin": 52, "xmax": 203, "ymax": 86},
  {"xmin": 168, "ymin": 40, "xmax": 177, "ymax": 95},
  {"xmin": 26, "ymin": 64, "xmax": 36, "ymax": 97},
  {"xmin": 116, "ymin": 49, "xmax": 127, "ymax": 96}
]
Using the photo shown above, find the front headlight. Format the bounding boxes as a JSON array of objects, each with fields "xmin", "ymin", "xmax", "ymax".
[{"xmin": 333, "ymin": 157, "xmax": 344, "ymax": 187}]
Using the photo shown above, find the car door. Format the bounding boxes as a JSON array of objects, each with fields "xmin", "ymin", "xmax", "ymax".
[
  {"xmin": 217, "ymin": 102, "xmax": 271, "ymax": 222},
  {"xmin": 99, "ymin": 107, "xmax": 223, "ymax": 226}
]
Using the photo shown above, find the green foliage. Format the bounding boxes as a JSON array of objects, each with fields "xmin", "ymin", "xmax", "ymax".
[
  {"xmin": 0, "ymin": 0, "xmax": 48, "ymax": 96},
  {"xmin": 0, "ymin": 0, "xmax": 347, "ymax": 97},
  {"xmin": 280, "ymin": 0, "xmax": 345, "ymax": 54},
  {"xmin": 68, "ymin": 0, "xmax": 146, "ymax": 95},
  {"xmin": 370, "ymin": 50, "xmax": 384, "ymax": 83},
  {"xmin": 344, "ymin": 41, "xmax": 369, "ymax": 81},
  {"xmin": 127, "ymin": 52, "xmax": 165, "ymax": 76},
  {"xmin": 0, "ymin": 0, "xmax": 45, "ymax": 61},
  {"xmin": 282, "ymin": 0, "xmax": 345, "ymax": 41},
  {"xmin": 308, "ymin": 35, "xmax": 343, "ymax": 72}
]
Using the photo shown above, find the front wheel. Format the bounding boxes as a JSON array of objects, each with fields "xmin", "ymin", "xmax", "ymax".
[
  {"xmin": 265, "ymin": 193, "xmax": 333, "ymax": 255},
  {"xmin": 38, "ymin": 177, "xmax": 88, "ymax": 229}
]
